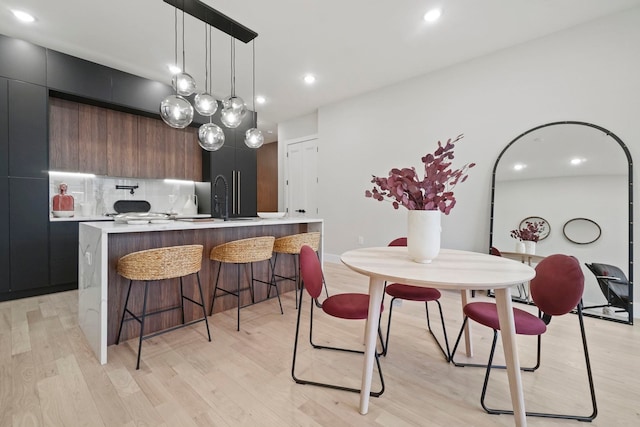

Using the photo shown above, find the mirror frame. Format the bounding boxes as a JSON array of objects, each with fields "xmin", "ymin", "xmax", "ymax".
[{"xmin": 489, "ymin": 121, "xmax": 634, "ymax": 325}]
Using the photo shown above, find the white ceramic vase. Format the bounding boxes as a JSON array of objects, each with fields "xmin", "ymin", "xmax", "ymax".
[
  {"xmin": 524, "ymin": 240, "xmax": 536, "ymax": 255},
  {"xmin": 407, "ymin": 210, "xmax": 441, "ymax": 263},
  {"xmin": 515, "ymin": 241, "xmax": 525, "ymax": 253}
]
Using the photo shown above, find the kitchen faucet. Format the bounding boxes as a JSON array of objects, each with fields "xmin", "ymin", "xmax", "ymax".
[{"xmin": 213, "ymin": 175, "xmax": 229, "ymax": 221}]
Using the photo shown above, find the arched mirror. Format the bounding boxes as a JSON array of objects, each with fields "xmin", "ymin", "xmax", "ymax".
[{"xmin": 490, "ymin": 121, "xmax": 633, "ymax": 324}]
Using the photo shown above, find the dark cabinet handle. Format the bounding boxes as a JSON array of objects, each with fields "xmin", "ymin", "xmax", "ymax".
[{"xmin": 296, "ymin": 209, "xmax": 306, "ymax": 213}]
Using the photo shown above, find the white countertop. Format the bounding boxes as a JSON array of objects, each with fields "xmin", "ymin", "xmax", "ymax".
[
  {"xmin": 50, "ymin": 214, "xmax": 212, "ymax": 222},
  {"xmin": 80, "ymin": 216, "xmax": 323, "ymax": 234}
]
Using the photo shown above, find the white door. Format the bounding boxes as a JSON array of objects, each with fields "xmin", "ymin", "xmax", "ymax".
[{"xmin": 286, "ymin": 138, "xmax": 318, "ymax": 216}]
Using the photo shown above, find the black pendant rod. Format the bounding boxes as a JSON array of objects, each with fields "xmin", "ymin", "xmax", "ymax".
[{"xmin": 163, "ymin": 0, "xmax": 258, "ymax": 43}]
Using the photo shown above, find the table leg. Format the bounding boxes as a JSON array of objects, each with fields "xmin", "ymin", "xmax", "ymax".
[
  {"xmin": 460, "ymin": 290, "xmax": 473, "ymax": 357},
  {"xmin": 494, "ymin": 287, "xmax": 527, "ymax": 427},
  {"xmin": 359, "ymin": 277, "xmax": 385, "ymax": 415}
]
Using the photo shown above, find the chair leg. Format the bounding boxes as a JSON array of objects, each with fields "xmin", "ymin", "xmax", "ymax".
[
  {"xmin": 236, "ymin": 264, "xmax": 241, "ymax": 331},
  {"xmin": 209, "ymin": 262, "xmax": 223, "ymax": 316},
  {"xmin": 450, "ymin": 316, "xmax": 541, "ymax": 371},
  {"xmin": 381, "ymin": 296, "xmax": 396, "ymax": 357},
  {"xmin": 135, "ymin": 281, "xmax": 150, "ymax": 370},
  {"xmin": 292, "ymin": 291, "xmax": 385, "ymax": 397},
  {"xmin": 426, "ymin": 300, "xmax": 451, "ymax": 362},
  {"xmin": 479, "ymin": 306, "xmax": 597, "ymax": 420},
  {"xmin": 195, "ymin": 272, "xmax": 212, "ymax": 342},
  {"xmin": 116, "ymin": 280, "xmax": 134, "ymax": 345},
  {"xmin": 269, "ymin": 257, "xmax": 284, "ymax": 314},
  {"xmin": 179, "ymin": 277, "xmax": 185, "ymax": 325}
]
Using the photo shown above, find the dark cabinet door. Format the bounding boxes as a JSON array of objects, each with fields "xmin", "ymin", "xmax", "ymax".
[
  {"xmin": 9, "ymin": 177, "xmax": 49, "ymax": 291},
  {"xmin": 236, "ymin": 148, "xmax": 257, "ymax": 217},
  {"xmin": 8, "ymin": 80, "xmax": 48, "ymax": 178},
  {"xmin": 46, "ymin": 50, "xmax": 112, "ymax": 102},
  {"xmin": 107, "ymin": 109, "xmax": 138, "ymax": 177},
  {"xmin": 78, "ymin": 104, "xmax": 108, "ymax": 175},
  {"xmin": 111, "ymin": 70, "xmax": 173, "ymax": 115},
  {"xmin": 0, "ymin": 78, "xmax": 7, "ymax": 177},
  {"xmin": 49, "ymin": 97, "xmax": 80, "ymax": 171},
  {"xmin": 49, "ymin": 222, "xmax": 79, "ymax": 286},
  {"xmin": 137, "ymin": 115, "xmax": 167, "ymax": 179},
  {"xmin": 0, "ymin": 35, "xmax": 46, "ymax": 85},
  {"xmin": 0, "ymin": 177, "xmax": 9, "ymax": 294}
]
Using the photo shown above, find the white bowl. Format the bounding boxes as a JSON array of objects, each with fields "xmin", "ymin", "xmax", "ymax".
[
  {"xmin": 52, "ymin": 211, "xmax": 75, "ymax": 218},
  {"xmin": 257, "ymin": 212, "xmax": 286, "ymax": 219}
]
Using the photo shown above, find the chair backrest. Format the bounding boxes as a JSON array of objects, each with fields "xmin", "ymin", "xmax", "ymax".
[
  {"xmin": 490, "ymin": 246, "xmax": 502, "ymax": 257},
  {"xmin": 300, "ymin": 245, "xmax": 324, "ymax": 299},
  {"xmin": 530, "ymin": 254, "xmax": 584, "ymax": 316},
  {"xmin": 273, "ymin": 232, "xmax": 321, "ymax": 254},
  {"xmin": 117, "ymin": 244, "xmax": 203, "ymax": 281},
  {"xmin": 388, "ymin": 237, "xmax": 407, "ymax": 247},
  {"xmin": 585, "ymin": 262, "xmax": 630, "ymax": 304}
]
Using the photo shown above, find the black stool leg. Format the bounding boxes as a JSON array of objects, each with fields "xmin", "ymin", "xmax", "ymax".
[
  {"xmin": 270, "ymin": 256, "xmax": 284, "ymax": 314},
  {"xmin": 195, "ymin": 272, "xmax": 212, "ymax": 342},
  {"xmin": 209, "ymin": 262, "xmax": 222, "ymax": 316},
  {"xmin": 236, "ymin": 264, "xmax": 241, "ymax": 331},
  {"xmin": 179, "ymin": 277, "xmax": 185, "ymax": 324},
  {"xmin": 116, "ymin": 280, "xmax": 134, "ymax": 345},
  {"xmin": 136, "ymin": 281, "xmax": 150, "ymax": 370}
]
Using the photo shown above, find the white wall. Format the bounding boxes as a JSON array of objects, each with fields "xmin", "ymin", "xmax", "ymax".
[{"xmin": 311, "ymin": 8, "xmax": 640, "ymax": 311}]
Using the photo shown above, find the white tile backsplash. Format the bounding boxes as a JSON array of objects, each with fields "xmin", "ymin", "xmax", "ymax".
[{"xmin": 49, "ymin": 175, "xmax": 198, "ymax": 216}]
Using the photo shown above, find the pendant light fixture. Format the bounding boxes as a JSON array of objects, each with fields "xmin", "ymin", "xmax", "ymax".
[
  {"xmin": 245, "ymin": 40, "xmax": 264, "ymax": 148},
  {"xmin": 194, "ymin": 23, "xmax": 217, "ymax": 117},
  {"xmin": 172, "ymin": 6, "xmax": 196, "ymax": 96},
  {"xmin": 198, "ymin": 24, "xmax": 225, "ymax": 151},
  {"xmin": 160, "ymin": 6, "xmax": 194, "ymax": 129},
  {"xmin": 220, "ymin": 37, "xmax": 247, "ymax": 129}
]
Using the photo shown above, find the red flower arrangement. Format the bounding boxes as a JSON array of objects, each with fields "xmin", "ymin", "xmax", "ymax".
[
  {"xmin": 365, "ymin": 134, "xmax": 475, "ymax": 214},
  {"xmin": 510, "ymin": 221, "xmax": 545, "ymax": 242}
]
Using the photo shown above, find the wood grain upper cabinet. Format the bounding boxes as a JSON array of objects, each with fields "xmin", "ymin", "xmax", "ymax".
[
  {"xmin": 137, "ymin": 115, "xmax": 167, "ymax": 179},
  {"xmin": 183, "ymin": 127, "xmax": 202, "ymax": 181},
  {"xmin": 107, "ymin": 109, "xmax": 138, "ymax": 177},
  {"xmin": 49, "ymin": 97, "xmax": 79, "ymax": 171},
  {"xmin": 78, "ymin": 104, "xmax": 108, "ymax": 175}
]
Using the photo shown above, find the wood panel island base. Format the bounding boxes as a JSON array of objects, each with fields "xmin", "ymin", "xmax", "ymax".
[{"xmin": 78, "ymin": 217, "xmax": 323, "ymax": 364}]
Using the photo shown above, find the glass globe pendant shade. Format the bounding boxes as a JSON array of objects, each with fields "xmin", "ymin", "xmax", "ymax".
[
  {"xmin": 220, "ymin": 107, "xmax": 244, "ymax": 128},
  {"xmin": 244, "ymin": 128, "xmax": 264, "ymax": 148},
  {"xmin": 194, "ymin": 92, "xmax": 218, "ymax": 116},
  {"xmin": 198, "ymin": 123, "xmax": 225, "ymax": 151},
  {"xmin": 171, "ymin": 72, "xmax": 197, "ymax": 96},
  {"xmin": 222, "ymin": 95, "xmax": 247, "ymax": 113},
  {"xmin": 159, "ymin": 94, "xmax": 194, "ymax": 129}
]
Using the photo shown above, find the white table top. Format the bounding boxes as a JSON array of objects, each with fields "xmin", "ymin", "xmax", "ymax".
[{"xmin": 341, "ymin": 247, "xmax": 536, "ymax": 291}]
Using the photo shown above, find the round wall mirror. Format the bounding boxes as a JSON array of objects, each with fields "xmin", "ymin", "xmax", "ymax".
[
  {"xmin": 490, "ymin": 121, "xmax": 633, "ymax": 324},
  {"xmin": 563, "ymin": 218, "xmax": 602, "ymax": 245}
]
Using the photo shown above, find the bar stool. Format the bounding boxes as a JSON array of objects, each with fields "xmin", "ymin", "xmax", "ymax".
[
  {"xmin": 209, "ymin": 236, "xmax": 282, "ymax": 331},
  {"xmin": 272, "ymin": 232, "xmax": 326, "ymax": 307},
  {"xmin": 116, "ymin": 244, "xmax": 211, "ymax": 370}
]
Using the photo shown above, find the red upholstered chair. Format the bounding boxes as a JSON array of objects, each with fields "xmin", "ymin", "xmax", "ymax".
[
  {"xmin": 489, "ymin": 246, "xmax": 502, "ymax": 256},
  {"xmin": 291, "ymin": 245, "xmax": 385, "ymax": 397},
  {"xmin": 451, "ymin": 254, "xmax": 597, "ymax": 421},
  {"xmin": 381, "ymin": 237, "xmax": 450, "ymax": 361}
]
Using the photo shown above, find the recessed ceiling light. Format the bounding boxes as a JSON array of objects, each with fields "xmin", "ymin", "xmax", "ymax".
[
  {"xmin": 256, "ymin": 95, "xmax": 266, "ymax": 104},
  {"xmin": 12, "ymin": 10, "xmax": 35, "ymax": 23},
  {"xmin": 570, "ymin": 158, "xmax": 586, "ymax": 165},
  {"xmin": 304, "ymin": 74, "xmax": 316, "ymax": 84},
  {"xmin": 423, "ymin": 8, "xmax": 441, "ymax": 23},
  {"xmin": 513, "ymin": 163, "xmax": 527, "ymax": 171},
  {"xmin": 167, "ymin": 64, "xmax": 181, "ymax": 74}
]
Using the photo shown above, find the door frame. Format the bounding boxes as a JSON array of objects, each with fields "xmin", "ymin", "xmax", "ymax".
[{"xmin": 280, "ymin": 134, "xmax": 318, "ymax": 213}]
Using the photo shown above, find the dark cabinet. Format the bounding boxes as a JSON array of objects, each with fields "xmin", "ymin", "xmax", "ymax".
[
  {"xmin": 207, "ymin": 144, "xmax": 257, "ymax": 218},
  {"xmin": 49, "ymin": 97, "xmax": 80, "ymax": 171},
  {"xmin": 111, "ymin": 70, "xmax": 173, "ymax": 115},
  {"xmin": 107, "ymin": 109, "xmax": 138, "ymax": 177},
  {"xmin": 8, "ymin": 80, "xmax": 48, "ymax": 178},
  {"xmin": 9, "ymin": 177, "xmax": 49, "ymax": 291},
  {"xmin": 46, "ymin": 50, "xmax": 111, "ymax": 102},
  {"xmin": 0, "ymin": 177, "xmax": 8, "ymax": 294},
  {"xmin": 0, "ymin": 78, "xmax": 7, "ymax": 176},
  {"xmin": 0, "ymin": 34, "xmax": 46, "ymax": 85},
  {"xmin": 78, "ymin": 103, "xmax": 108, "ymax": 175},
  {"xmin": 49, "ymin": 222, "xmax": 79, "ymax": 286}
]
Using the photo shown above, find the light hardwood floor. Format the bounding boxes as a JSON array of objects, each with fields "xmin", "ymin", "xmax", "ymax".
[{"xmin": 1, "ymin": 262, "xmax": 639, "ymax": 427}]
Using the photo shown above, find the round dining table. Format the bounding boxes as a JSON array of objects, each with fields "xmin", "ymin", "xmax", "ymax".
[{"xmin": 341, "ymin": 247, "xmax": 536, "ymax": 427}]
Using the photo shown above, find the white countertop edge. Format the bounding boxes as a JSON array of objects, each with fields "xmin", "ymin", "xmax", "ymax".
[{"xmin": 80, "ymin": 217, "xmax": 324, "ymax": 234}]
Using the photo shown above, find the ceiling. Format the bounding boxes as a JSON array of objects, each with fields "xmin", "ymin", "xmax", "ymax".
[{"xmin": 1, "ymin": 0, "xmax": 639, "ymax": 143}]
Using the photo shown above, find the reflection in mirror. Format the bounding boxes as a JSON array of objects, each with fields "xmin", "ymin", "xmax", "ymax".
[
  {"xmin": 563, "ymin": 218, "xmax": 602, "ymax": 245},
  {"xmin": 490, "ymin": 121, "xmax": 633, "ymax": 324}
]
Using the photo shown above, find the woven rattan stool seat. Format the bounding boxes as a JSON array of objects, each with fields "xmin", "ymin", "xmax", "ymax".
[
  {"xmin": 210, "ymin": 236, "xmax": 275, "ymax": 264},
  {"xmin": 116, "ymin": 244, "xmax": 211, "ymax": 370},
  {"xmin": 118, "ymin": 245, "xmax": 203, "ymax": 280},
  {"xmin": 209, "ymin": 236, "xmax": 282, "ymax": 330},
  {"xmin": 273, "ymin": 232, "xmax": 320, "ymax": 255}
]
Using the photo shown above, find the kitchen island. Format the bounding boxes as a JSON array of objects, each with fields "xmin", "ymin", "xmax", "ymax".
[{"xmin": 78, "ymin": 217, "xmax": 323, "ymax": 364}]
